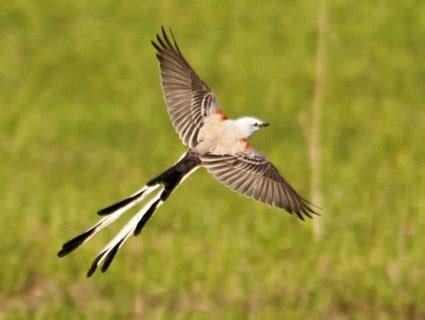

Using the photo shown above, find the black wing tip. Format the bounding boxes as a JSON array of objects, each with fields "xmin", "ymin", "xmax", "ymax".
[
  {"xmin": 151, "ymin": 40, "xmax": 161, "ymax": 51},
  {"xmin": 161, "ymin": 25, "xmax": 173, "ymax": 44},
  {"xmin": 152, "ymin": 26, "xmax": 178, "ymax": 53},
  {"xmin": 165, "ymin": 26, "xmax": 181, "ymax": 53},
  {"xmin": 283, "ymin": 195, "xmax": 320, "ymax": 221},
  {"xmin": 295, "ymin": 211, "xmax": 306, "ymax": 221},
  {"xmin": 293, "ymin": 202, "xmax": 321, "ymax": 221}
]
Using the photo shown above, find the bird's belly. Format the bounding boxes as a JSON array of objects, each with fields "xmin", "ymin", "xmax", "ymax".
[
  {"xmin": 197, "ymin": 130, "xmax": 247, "ymax": 155},
  {"xmin": 197, "ymin": 117, "xmax": 247, "ymax": 155},
  {"xmin": 208, "ymin": 137, "xmax": 247, "ymax": 154}
]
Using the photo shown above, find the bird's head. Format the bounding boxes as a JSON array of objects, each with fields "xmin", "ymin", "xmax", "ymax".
[{"xmin": 235, "ymin": 117, "xmax": 270, "ymax": 138}]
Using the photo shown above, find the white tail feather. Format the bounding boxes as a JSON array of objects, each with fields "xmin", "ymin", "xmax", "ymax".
[
  {"xmin": 91, "ymin": 187, "xmax": 165, "ymax": 270},
  {"xmin": 75, "ymin": 184, "xmax": 160, "ymax": 248}
]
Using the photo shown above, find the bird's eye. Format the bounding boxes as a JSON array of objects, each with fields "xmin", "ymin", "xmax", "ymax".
[{"xmin": 254, "ymin": 123, "xmax": 259, "ymax": 127}]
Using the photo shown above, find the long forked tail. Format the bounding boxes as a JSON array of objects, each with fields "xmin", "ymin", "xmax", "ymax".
[{"xmin": 57, "ymin": 151, "xmax": 200, "ymax": 277}]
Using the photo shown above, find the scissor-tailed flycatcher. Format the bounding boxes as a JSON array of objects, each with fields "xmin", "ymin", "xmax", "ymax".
[{"xmin": 58, "ymin": 27, "xmax": 318, "ymax": 276}]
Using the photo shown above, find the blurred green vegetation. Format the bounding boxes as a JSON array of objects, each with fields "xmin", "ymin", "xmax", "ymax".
[{"xmin": 1, "ymin": 0, "xmax": 424, "ymax": 318}]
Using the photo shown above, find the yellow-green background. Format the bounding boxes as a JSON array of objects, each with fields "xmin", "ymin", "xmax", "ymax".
[{"xmin": 1, "ymin": 1, "xmax": 424, "ymax": 318}]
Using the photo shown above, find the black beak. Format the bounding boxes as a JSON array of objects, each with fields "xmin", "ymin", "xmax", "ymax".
[{"xmin": 260, "ymin": 123, "xmax": 270, "ymax": 128}]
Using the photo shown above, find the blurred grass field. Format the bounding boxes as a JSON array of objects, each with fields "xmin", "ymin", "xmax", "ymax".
[{"xmin": 1, "ymin": 0, "xmax": 424, "ymax": 318}]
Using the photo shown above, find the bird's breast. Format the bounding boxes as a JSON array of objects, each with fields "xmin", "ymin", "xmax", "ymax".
[{"xmin": 197, "ymin": 117, "xmax": 249, "ymax": 155}]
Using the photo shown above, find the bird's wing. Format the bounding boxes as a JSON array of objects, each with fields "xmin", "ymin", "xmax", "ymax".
[
  {"xmin": 152, "ymin": 27, "xmax": 220, "ymax": 148},
  {"xmin": 201, "ymin": 150, "xmax": 318, "ymax": 220}
]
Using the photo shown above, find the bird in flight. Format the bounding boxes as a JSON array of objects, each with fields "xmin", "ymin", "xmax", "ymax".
[{"xmin": 58, "ymin": 27, "xmax": 318, "ymax": 277}]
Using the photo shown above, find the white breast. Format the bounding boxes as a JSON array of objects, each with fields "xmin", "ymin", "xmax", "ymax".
[{"xmin": 196, "ymin": 116, "xmax": 247, "ymax": 155}]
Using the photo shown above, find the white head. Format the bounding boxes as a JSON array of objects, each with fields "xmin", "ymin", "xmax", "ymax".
[{"xmin": 235, "ymin": 117, "xmax": 270, "ymax": 138}]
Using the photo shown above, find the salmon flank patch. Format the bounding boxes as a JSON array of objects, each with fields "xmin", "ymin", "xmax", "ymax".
[
  {"xmin": 241, "ymin": 138, "xmax": 251, "ymax": 150},
  {"xmin": 213, "ymin": 109, "xmax": 228, "ymax": 120}
]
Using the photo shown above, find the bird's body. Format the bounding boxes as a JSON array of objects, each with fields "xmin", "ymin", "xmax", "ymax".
[
  {"xmin": 58, "ymin": 27, "xmax": 318, "ymax": 277},
  {"xmin": 196, "ymin": 115, "xmax": 252, "ymax": 154}
]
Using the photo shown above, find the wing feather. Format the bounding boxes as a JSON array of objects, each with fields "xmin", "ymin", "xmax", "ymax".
[
  {"xmin": 152, "ymin": 27, "xmax": 220, "ymax": 147},
  {"xmin": 201, "ymin": 151, "xmax": 318, "ymax": 220}
]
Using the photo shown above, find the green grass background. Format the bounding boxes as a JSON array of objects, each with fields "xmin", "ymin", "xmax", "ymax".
[{"xmin": 1, "ymin": 0, "xmax": 424, "ymax": 318}]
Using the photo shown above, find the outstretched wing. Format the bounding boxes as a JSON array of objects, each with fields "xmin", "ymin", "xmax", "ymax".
[
  {"xmin": 152, "ymin": 27, "xmax": 220, "ymax": 148},
  {"xmin": 201, "ymin": 150, "xmax": 318, "ymax": 220}
]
